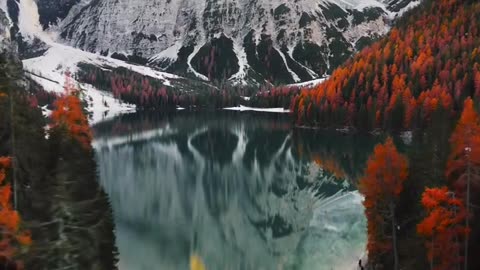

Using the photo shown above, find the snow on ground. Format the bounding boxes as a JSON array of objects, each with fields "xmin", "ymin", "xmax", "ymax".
[
  {"xmin": 23, "ymin": 43, "xmax": 179, "ymax": 87},
  {"xmin": 148, "ymin": 42, "xmax": 181, "ymax": 63},
  {"xmin": 287, "ymin": 77, "xmax": 328, "ymax": 88},
  {"xmin": 223, "ymin": 105, "xmax": 290, "ymax": 113},
  {"xmin": 81, "ymin": 84, "xmax": 136, "ymax": 125},
  {"xmin": 25, "ymin": 70, "xmax": 135, "ymax": 124},
  {"xmin": 22, "ymin": 44, "xmax": 139, "ymax": 124},
  {"xmin": 12, "ymin": 0, "xmax": 140, "ymax": 124},
  {"xmin": 15, "ymin": 0, "xmax": 195, "ymax": 125},
  {"xmin": 15, "ymin": 0, "xmax": 205, "ymax": 125}
]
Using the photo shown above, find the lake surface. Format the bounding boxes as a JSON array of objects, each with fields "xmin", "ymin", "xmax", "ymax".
[{"xmin": 92, "ymin": 111, "xmax": 381, "ymax": 270}]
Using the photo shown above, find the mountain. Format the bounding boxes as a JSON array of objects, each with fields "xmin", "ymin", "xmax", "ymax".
[
  {"xmin": 2, "ymin": 0, "xmax": 231, "ymax": 122},
  {"xmin": 1, "ymin": 0, "xmax": 421, "ymax": 119},
  {"xmin": 0, "ymin": 6, "xmax": 119, "ymax": 269},
  {"xmin": 35, "ymin": 0, "xmax": 419, "ymax": 85}
]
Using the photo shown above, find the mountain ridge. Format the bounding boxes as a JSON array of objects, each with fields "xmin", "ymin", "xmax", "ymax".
[{"xmin": 35, "ymin": 0, "xmax": 419, "ymax": 85}]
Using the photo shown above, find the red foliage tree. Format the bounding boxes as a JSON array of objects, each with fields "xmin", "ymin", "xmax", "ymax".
[
  {"xmin": 49, "ymin": 72, "xmax": 92, "ymax": 148},
  {"xmin": 290, "ymin": 0, "xmax": 480, "ymax": 131},
  {"xmin": 359, "ymin": 138, "xmax": 408, "ymax": 270},
  {"xmin": 0, "ymin": 157, "xmax": 32, "ymax": 268},
  {"xmin": 51, "ymin": 93, "xmax": 92, "ymax": 149},
  {"xmin": 417, "ymin": 187, "xmax": 466, "ymax": 270},
  {"xmin": 446, "ymin": 98, "xmax": 480, "ymax": 269}
]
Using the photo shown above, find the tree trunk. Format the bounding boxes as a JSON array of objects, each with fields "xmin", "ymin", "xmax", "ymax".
[
  {"xmin": 390, "ymin": 203, "xmax": 399, "ymax": 270},
  {"xmin": 9, "ymin": 87, "xmax": 17, "ymax": 210},
  {"xmin": 465, "ymin": 158, "xmax": 470, "ymax": 270},
  {"xmin": 431, "ymin": 236, "xmax": 434, "ymax": 270}
]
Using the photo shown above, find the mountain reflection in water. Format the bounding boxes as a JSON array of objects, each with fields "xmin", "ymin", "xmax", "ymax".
[{"xmin": 93, "ymin": 111, "xmax": 377, "ymax": 270}]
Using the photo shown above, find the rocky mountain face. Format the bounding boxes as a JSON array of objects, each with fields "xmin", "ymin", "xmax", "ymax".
[
  {"xmin": 34, "ymin": 0, "xmax": 418, "ymax": 85},
  {"xmin": 36, "ymin": 0, "xmax": 80, "ymax": 29},
  {"xmin": 0, "ymin": 11, "xmax": 9, "ymax": 44}
]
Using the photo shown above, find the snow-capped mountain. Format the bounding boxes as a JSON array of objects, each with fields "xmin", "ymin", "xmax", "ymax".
[{"xmin": 35, "ymin": 0, "xmax": 420, "ymax": 85}]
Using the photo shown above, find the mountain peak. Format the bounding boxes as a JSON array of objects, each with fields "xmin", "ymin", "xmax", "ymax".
[{"xmin": 30, "ymin": 0, "xmax": 418, "ymax": 85}]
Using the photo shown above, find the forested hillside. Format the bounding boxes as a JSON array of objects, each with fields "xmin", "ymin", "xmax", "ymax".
[
  {"xmin": 0, "ymin": 37, "xmax": 117, "ymax": 269},
  {"xmin": 292, "ymin": 0, "xmax": 480, "ymax": 131},
  {"xmin": 291, "ymin": 0, "xmax": 480, "ymax": 269}
]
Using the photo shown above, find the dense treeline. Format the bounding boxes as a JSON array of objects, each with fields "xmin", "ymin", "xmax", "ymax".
[
  {"xmin": 77, "ymin": 63, "xmax": 246, "ymax": 109},
  {"xmin": 0, "ymin": 49, "xmax": 117, "ymax": 268},
  {"xmin": 249, "ymin": 86, "xmax": 301, "ymax": 109},
  {"xmin": 358, "ymin": 99, "xmax": 480, "ymax": 270},
  {"xmin": 287, "ymin": 0, "xmax": 480, "ymax": 268},
  {"xmin": 291, "ymin": 0, "xmax": 480, "ymax": 131}
]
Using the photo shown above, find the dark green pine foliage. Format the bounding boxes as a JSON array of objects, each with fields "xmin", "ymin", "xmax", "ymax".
[
  {"xmin": 76, "ymin": 62, "xmax": 242, "ymax": 110},
  {"xmin": 0, "ymin": 44, "xmax": 118, "ymax": 269},
  {"xmin": 45, "ymin": 127, "xmax": 118, "ymax": 270}
]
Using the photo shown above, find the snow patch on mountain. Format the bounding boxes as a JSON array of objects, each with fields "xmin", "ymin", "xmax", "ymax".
[
  {"xmin": 344, "ymin": 17, "xmax": 390, "ymax": 45},
  {"xmin": 228, "ymin": 39, "xmax": 249, "ymax": 84},
  {"xmin": 287, "ymin": 77, "xmax": 328, "ymax": 88},
  {"xmin": 11, "ymin": 0, "xmax": 139, "ymax": 124},
  {"xmin": 187, "ymin": 43, "xmax": 210, "ymax": 81},
  {"xmin": 51, "ymin": 0, "xmax": 420, "ymax": 85},
  {"xmin": 7, "ymin": 0, "xmax": 227, "ymax": 123},
  {"xmin": 149, "ymin": 43, "xmax": 181, "ymax": 63},
  {"xmin": 393, "ymin": 0, "xmax": 421, "ymax": 18},
  {"xmin": 278, "ymin": 49, "xmax": 301, "ymax": 83},
  {"xmin": 18, "ymin": 0, "xmax": 43, "ymax": 39},
  {"xmin": 24, "ymin": 47, "xmax": 136, "ymax": 124}
]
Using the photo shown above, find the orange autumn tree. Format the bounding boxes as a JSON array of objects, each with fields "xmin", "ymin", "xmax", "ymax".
[
  {"xmin": 0, "ymin": 157, "xmax": 31, "ymax": 267},
  {"xmin": 446, "ymin": 97, "xmax": 480, "ymax": 270},
  {"xmin": 359, "ymin": 138, "xmax": 408, "ymax": 270},
  {"xmin": 51, "ymin": 95, "xmax": 92, "ymax": 149},
  {"xmin": 417, "ymin": 187, "xmax": 466, "ymax": 270},
  {"xmin": 51, "ymin": 75, "xmax": 92, "ymax": 149}
]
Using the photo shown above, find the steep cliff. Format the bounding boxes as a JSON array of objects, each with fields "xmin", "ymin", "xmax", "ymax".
[{"xmin": 39, "ymin": 0, "xmax": 419, "ymax": 85}]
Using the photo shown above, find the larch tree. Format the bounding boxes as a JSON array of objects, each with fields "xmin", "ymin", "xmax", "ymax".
[
  {"xmin": 0, "ymin": 157, "xmax": 32, "ymax": 269},
  {"xmin": 446, "ymin": 97, "xmax": 480, "ymax": 270},
  {"xmin": 51, "ymin": 72, "xmax": 92, "ymax": 149},
  {"xmin": 417, "ymin": 187, "xmax": 466, "ymax": 270},
  {"xmin": 50, "ymin": 74, "xmax": 92, "ymax": 149},
  {"xmin": 359, "ymin": 137, "xmax": 408, "ymax": 270}
]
